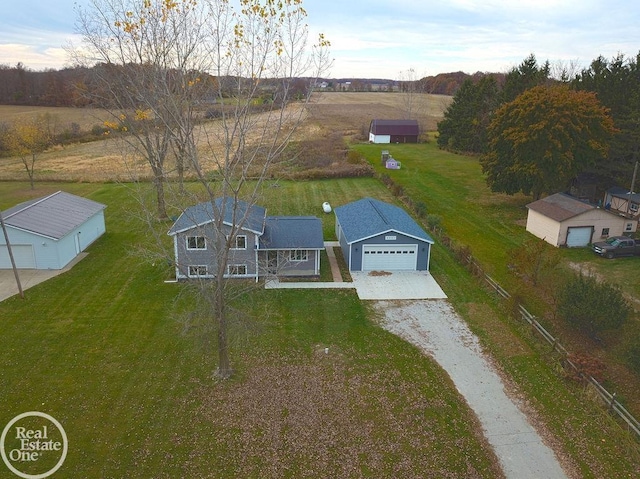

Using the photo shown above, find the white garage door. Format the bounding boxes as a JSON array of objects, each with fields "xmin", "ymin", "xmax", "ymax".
[
  {"xmin": 362, "ymin": 245, "xmax": 417, "ymax": 271},
  {"xmin": 566, "ymin": 226, "xmax": 593, "ymax": 247},
  {"xmin": 0, "ymin": 245, "xmax": 36, "ymax": 269}
]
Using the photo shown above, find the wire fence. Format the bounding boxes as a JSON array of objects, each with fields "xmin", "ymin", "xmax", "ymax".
[{"xmin": 471, "ymin": 255, "xmax": 640, "ymax": 440}]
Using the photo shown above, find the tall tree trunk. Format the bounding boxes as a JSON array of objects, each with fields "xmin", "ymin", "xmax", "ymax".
[
  {"xmin": 152, "ymin": 166, "xmax": 168, "ymax": 220},
  {"xmin": 215, "ymin": 277, "xmax": 232, "ymax": 379}
]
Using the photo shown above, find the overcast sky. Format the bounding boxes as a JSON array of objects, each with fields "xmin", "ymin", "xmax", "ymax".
[{"xmin": 0, "ymin": 0, "xmax": 638, "ymax": 79}]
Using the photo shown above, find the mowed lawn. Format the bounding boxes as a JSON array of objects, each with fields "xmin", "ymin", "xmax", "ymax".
[{"xmin": 0, "ymin": 181, "xmax": 503, "ymax": 478}]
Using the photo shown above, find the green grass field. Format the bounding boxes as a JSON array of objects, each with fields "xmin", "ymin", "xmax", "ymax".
[
  {"xmin": 1, "ymin": 177, "xmax": 639, "ymax": 477},
  {"xmin": 0, "ymin": 181, "xmax": 504, "ymax": 478}
]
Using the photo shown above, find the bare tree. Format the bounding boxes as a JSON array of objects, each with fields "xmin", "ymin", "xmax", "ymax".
[
  {"xmin": 72, "ymin": 0, "xmax": 213, "ymax": 219},
  {"xmin": 73, "ymin": 0, "xmax": 331, "ymax": 378},
  {"xmin": 398, "ymin": 68, "xmax": 421, "ymax": 119}
]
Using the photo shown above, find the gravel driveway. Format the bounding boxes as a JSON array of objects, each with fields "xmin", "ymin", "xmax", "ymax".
[{"xmin": 373, "ymin": 299, "xmax": 569, "ymax": 479}]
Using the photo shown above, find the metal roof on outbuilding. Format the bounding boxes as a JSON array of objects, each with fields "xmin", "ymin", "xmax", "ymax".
[
  {"xmin": 1, "ymin": 191, "xmax": 106, "ymax": 240},
  {"xmin": 526, "ymin": 193, "xmax": 594, "ymax": 222},
  {"xmin": 335, "ymin": 197, "xmax": 433, "ymax": 244},
  {"xmin": 168, "ymin": 197, "xmax": 266, "ymax": 236},
  {"xmin": 260, "ymin": 216, "xmax": 324, "ymax": 250},
  {"xmin": 369, "ymin": 119, "xmax": 419, "ymax": 136}
]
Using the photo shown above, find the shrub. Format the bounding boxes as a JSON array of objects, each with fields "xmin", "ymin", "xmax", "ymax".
[
  {"xmin": 625, "ymin": 330, "xmax": 640, "ymax": 375},
  {"xmin": 564, "ymin": 352, "xmax": 607, "ymax": 383},
  {"xmin": 426, "ymin": 214, "xmax": 442, "ymax": 232},
  {"xmin": 557, "ymin": 273, "xmax": 631, "ymax": 339}
]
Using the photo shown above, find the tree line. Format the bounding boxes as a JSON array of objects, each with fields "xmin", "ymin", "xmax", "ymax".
[{"xmin": 437, "ymin": 53, "xmax": 640, "ymax": 199}]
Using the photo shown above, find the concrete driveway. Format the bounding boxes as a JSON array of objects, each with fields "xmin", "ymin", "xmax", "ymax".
[
  {"xmin": 0, "ymin": 254, "xmax": 86, "ymax": 302},
  {"xmin": 350, "ymin": 271, "xmax": 447, "ymax": 300}
]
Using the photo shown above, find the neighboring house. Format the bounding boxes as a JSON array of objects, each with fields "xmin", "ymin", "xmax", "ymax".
[
  {"xmin": 368, "ymin": 119, "xmax": 419, "ymax": 144},
  {"xmin": 0, "ymin": 191, "xmax": 106, "ymax": 269},
  {"xmin": 604, "ymin": 186, "xmax": 640, "ymax": 219},
  {"xmin": 334, "ymin": 197, "xmax": 433, "ymax": 271},
  {"xmin": 525, "ymin": 192, "xmax": 636, "ymax": 248},
  {"xmin": 167, "ymin": 197, "xmax": 324, "ymax": 280}
]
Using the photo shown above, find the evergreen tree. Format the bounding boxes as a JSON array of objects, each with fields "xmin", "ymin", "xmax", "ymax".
[
  {"xmin": 437, "ymin": 75, "xmax": 500, "ymax": 154},
  {"xmin": 573, "ymin": 53, "xmax": 640, "ymax": 186}
]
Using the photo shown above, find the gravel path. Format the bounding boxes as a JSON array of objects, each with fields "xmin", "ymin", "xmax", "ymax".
[{"xmin": 374, "ymin": 299, "xmax": 569, "ymax": 479}]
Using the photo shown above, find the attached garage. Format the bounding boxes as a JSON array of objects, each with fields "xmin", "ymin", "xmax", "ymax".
[
  {"xmin": 334, "ymin": 198, "xmax": 433, "ymax": 272},
  {"xmin": 0, "ymin": 191, "xmax": 106, "ymax": 270},
  {"xmin": 526, "ymin": 193, "xmax": 630, "ymax": 247}
]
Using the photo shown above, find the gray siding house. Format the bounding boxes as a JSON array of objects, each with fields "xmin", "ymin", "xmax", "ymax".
[
  {"xmin": 334, "ymin": 198, "xmax": 433, "ymax": 271},
  {"xmin": 0, "ymin": 191, "xmax": 106, "ymax": 269},
  {"xmin": 168, "ymin": 197, "xmax": 324, "ymax": 280}
]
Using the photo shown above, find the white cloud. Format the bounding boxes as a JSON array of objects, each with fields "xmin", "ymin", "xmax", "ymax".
[{"xmin": 0, "ymin": 0, "xmax": 638, "ymax": 78}]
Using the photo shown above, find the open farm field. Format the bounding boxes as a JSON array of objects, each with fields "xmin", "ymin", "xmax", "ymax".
[
  {"xmin": 0, "ymin": 104, "xmax": 109, "ymax": 130},
  {"xmin": 0, "ymin": 92, "xmax": 452, "ymax": 182}
]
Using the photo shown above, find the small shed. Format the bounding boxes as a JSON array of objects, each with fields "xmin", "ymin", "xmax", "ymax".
[
  {"xmin": 334, "ymin": 197, "xmax": 433, "ymax": 271},
  {"xmin": 525, "ymin": 192, "xmax": 635, "ymax": 247},
  {"xmin": 369, "ymin": 119, "xmax": 419, "ymax": 144},
  {"xmin": 385, "ymin": 158, "xmax": 401, "ymax": 170},
  {"xmin": 0, "ymin": 191, "xmax": 106, "ymax": 269}
]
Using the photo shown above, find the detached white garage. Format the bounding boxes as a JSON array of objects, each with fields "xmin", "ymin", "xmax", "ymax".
[
  {"xmin": 0, "ymin": 191, "xmax": 106, "ymax": 269},
  {"xmin": 526, "ymin": 193, "xmax": 632, "ymax": 247},
  {"xmin": 334, "ymin": 197, "xmax": 433, "ymax": 272}
]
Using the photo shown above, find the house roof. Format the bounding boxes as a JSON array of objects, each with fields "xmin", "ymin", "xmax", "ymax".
[
  {"xmin": 526, "ymin": 193, "xmax": 595, "ymax": 222},
  {"xmin": 334, "ymin": 197, "xmax": 433, "ymax": 244},
  {"xmin": 168, "ymin": 197, "xmax": 266, "ymax": 236},
  {"xmin": 260, "ymin": 216, "xmax": 324, "ymax": 250},
  {"xmin": 1, "ymin": 191, "xmax": 106, "ymax": 240},
  {"xmin": 607, "ymin": 186, "xmax": 640, "ymax": 203},
  {"xmin": 369, "ymin": 119, "xmax": 419, "ymax": 136}
]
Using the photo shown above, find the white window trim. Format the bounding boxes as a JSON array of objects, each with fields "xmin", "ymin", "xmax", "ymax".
[
  {"xmin": 188, "ymin": 265, "xmax": 208, "ymax": 277},
  {"xmin": 290, "ymin": 249, "xmax": 308, "ymax": 262},
  {"xmin": 186, "ymin": 235, "xmax": 206, "ymax": 250},
  {"xmin": 227, "ymin": 264, "xmax": 247, "ymax": 275},
  {"xmin": 229, "ymin": 235, "xmax": 247, "ymax": 250}
]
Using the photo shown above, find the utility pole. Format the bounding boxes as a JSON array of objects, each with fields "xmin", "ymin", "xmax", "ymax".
[
  {"xmin": 628, "ymin": 161, "xmax": 639, "ymax": 215},
  {"xmin": 0, "ymin": 210, "xmax": 24, "ymax": 299}
]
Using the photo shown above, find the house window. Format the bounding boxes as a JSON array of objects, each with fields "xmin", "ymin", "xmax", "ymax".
[
  {"xmin": 601, "ymin": 228, "xmax": 610, "ymax": 237},
  {"xmin": 229, "ymin": 235, "xmax": 247, "ymax": 250},
  {"xmin": 228, "ymin": 264, "xmax": 247, "ymax": 275},
  {"xmin": 625, "ymin": 223, "xmax": 633, "ymax": 232},
  {"xmin": 631, "ymin": 202, "xmax": 639, "ymax": 212},
  {"xmin": 186, "ymin": 236, "xmax": 206, "ymax": 250},
  {"xmin": 290, "ymin": 250, "xmax": 308, "ymax": 262},
  {"xmin": 188, "ymin": 265, "xmax": 207, "ymax": 276}
]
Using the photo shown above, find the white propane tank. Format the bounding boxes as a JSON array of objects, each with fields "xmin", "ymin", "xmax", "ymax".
[{"xmin": 322, "ymin": 202, "xmax": 332, "ymax": 213}]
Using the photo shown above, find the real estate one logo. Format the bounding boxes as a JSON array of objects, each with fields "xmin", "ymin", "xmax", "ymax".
[{"xmin": 1, "ymin": 412, "xmax": 68, "ymax": 479}]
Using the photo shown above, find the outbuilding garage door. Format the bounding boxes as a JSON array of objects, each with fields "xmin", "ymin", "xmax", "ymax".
[
  {"xmin": 0, "ymin": 245, "xmax": 36, "ymax": 269},
  {"xmin": 362, "ymin": 245, "xmax": 417, "ymax": 271},
  {"xmin": 566, "ymin": 226, "xmax": 593, "ymax": 247}
]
